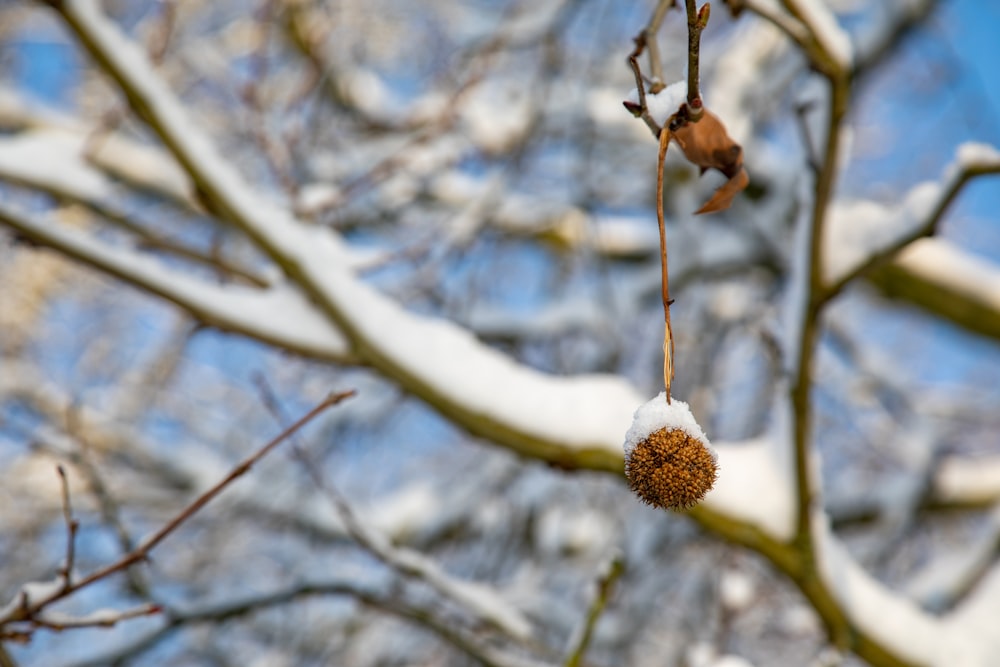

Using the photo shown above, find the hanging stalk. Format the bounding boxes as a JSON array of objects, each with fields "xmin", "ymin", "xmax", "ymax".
[{"xmin": 656, "ymin": 124, "xmax": 674, "ymax": 404}]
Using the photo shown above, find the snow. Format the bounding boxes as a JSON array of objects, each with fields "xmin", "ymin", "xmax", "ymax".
[
  {"xmin": 824, "ymin": 191, "xmax": 920, "ymax": 283},
  {"xmin": 309, "ymin": 250, "xmax": 644, "ymax": 455},
  {"xmin": 720, "ymin": 569, "xmax": 755, "ymax": 611},
  {"xmin": 624, "ymin": 80, "xmax": 686, "ymax": 126},
  {"xmin": 497, "ymin": 0, "xmax": 567, "ymax": 42},
  {"xmin": 37, "ymin": 608, "xmax": 127, "ymax": 627},
  {"xmin": 687, "ymin": 643, "xmax": 756, "ymax": 667},
  {"xmin": 339, "ymin": 67, "xmax": 401, "ymax": 120},
  {"xmin": 824, "ymin": 141, "xmax": 1000, "ymax": 287},
  {"xmin": 953, "ymin": 141, "xmax": 1000, "ymax": 171},
  {"xmin": 360, "ymin": 523, "xmax": 533, "ymax": 642},
  {"xmin": 0, "ymin": 98, "xmax": 194, "ymax": 208},
  {"xmin": 536, "ymin": 506, "xmax": 612, "ymax": 556},
  {"xmin": 0, "ymin": 576, "xmax": 66, "ymax": 621},
  {"xmin": 588, "ymin": 86, "xmax": 641, "ymax": 128},
  {"xmin": 704, "ymin": 440, "xmax": 796, "ymax": 541},
  {"xmin": 460, "ymin": 79, "xmax": 534, "ymax": 153},
  {"xmin": 295, "ymin": 182, "xmax": 343, "ymax": 215},
  {"xmin": 812, "ymin": 512, "xmax": 1000, "ymax": 666},
  {"xmin": 88, "ymin": 132, "xmax": 194, "ymax": 206},
  {"xmin": 465, "ymin": 298, "xmax": 605, "ymax": 340},
  {"xmin": 586, "ymin": 213, "xmax": 660, "ymax": 257},
  {"xmin": 893, "ymin": 238, "xmax": 1000, "ymax": 314},
  {"xmin": 933, "ymin": 455, "xmax": 1000, "ymax": 505},
  {"xmin": 942, "ymin": 563, "xmax": 1000, "ymax": 664},
  {"xmin": 622, "ymin": 392, "xmax": 713, "ymax": 459},
  {"xmin": 0, "ymin": 129, "xmax": 113, "ymax": 201},
  {"xmin": 708, "ymin": 20, "xmax": 790, "ymax": 142},
  {"xmin": 368, "ymin": 483, "xmax": 440, "ymax": 541},
  {"xmin": 779, "ymin": 604, "xmax": 820, "ymax": 635},
  {"xmin": 813, "ymin": 516, "xmax": 942, "ymax": 664},
  {"xmin": 787, "ymin": 0, "xmax": 853, "ymax": 69}
]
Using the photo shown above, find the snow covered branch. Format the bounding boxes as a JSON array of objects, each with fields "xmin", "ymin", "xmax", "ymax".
[
  {"xmin": 780, "ymin": 0, "xmax": 852, "ymax": 75},
  {"xmin": 824, "ymin": 142, "xmax": 1000, "ymax": 297},
  {"xmin": 285, "ymin": 436, "xmax": 535, "ymax": 644},
  {"xmin": 30, "ymin": 0, "xmax": 648, "ymax": 474},
  {"xmin": 65, "ymin": 579, "xmax": 550, "ymax": 667},
  {"xmin": 0, "ymin": 202, "xmax": 352, "ymax": 362}
]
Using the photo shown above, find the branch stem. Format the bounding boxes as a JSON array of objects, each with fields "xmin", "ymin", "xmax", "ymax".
[
  {"xmin": 0, "ymin": 390, "xmax": 352, "ymax": 632},
  {"xmin": 644, "ymin": 0, "xmax": 676, "ymax": 90},
  {"xmin": 657, "ymin": 126, "xmax": 675, "ymax": 403},
  {"xmin": 685, "ymin": 0, "xmax": 709, "ymax": 118}
]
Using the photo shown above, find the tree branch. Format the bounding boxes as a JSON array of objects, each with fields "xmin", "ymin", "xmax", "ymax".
[
  {"xmin": 684, "ymin": 0, "xmax": 710, "ymax": 117},
  {"xmin": 823, "ymin": 147, "xmax": 1000, "ymax": 299},
  {"xmin": 0, "ymin": 391, "xmax": 351, "ymax": 639},
  {"xmin": 656, "ymin": 125, "xmax": 676, "ymax": 402},
  {"xmin": 66, "ymin": 580, "xmax": 548, "ymax": 667},
  {"xmin": 562, "ymin": 553, "xmax": 624, "ymax": 667},
  {"xmin": 0, "ymin": 202, "xmax": 352, "ymax": 362}
]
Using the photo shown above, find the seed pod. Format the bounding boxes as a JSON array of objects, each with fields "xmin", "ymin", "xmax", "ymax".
[
  {"xmin": 626, "ymin": 426, "xmax": 718, "ymax": 509},
  {"xmin": 623, "ymin": 394, "xmax": 718, "ymax": 510}
]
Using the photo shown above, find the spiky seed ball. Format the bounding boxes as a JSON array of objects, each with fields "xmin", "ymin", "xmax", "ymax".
[{"xmin": 625, "ymin": 426, "xmax": 717, "ymax": 510}]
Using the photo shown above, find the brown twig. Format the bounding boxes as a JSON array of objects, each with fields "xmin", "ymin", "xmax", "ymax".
[
  {"xmin": 657, "ymin": 125, "xmax": 675, "ymax": 404},
  {"xmin": 630, "ymin": 1, "xmax": 714, "ymax": 402},
  {"xmin": 625, "ymin": 37, "xmax": 663, "ymax": 137},
  {"xmin": 563, "ymin": 553, "xmax": 625, "ymax": 667},
  {"xmin": 684, "ymin": 1, "xmax": 710, "ymax": 119},
  {"xmin": 0, "ymin": 390, "xmax": 353, "ymax": 638},
  {"xmin": 55, "ymin": 466, "xmax": 78, "ymax": 590},
  {"xmin": 644, "ymin": 0, "xmax": 677, "ymax": 92}
]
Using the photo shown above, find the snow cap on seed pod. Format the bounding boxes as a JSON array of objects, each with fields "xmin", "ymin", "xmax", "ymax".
[{"xmin": 623, "ymin": 393, "xmax": 717, "ymax": 510}]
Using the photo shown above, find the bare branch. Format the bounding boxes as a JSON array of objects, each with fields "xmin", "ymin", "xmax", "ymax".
[
  {"xmin": 0, "ymin": 391, "xmax": 352, "ymax": 638},
  {"xmin": 625, "ymin": 34, "xmax": 665, "ymax": 137},
  {"xmin": 562, "ymin": 553, "xmax": 624, "ymax": 667},
  {"xmin": 684, "ymin": 0, "xmax": 710, "ymax": 117},
  {"xmin": 66, "ymin": 580, "xmax": 549, "ymax": 667},
  {"xmin": 252, "ymin": 378, "xmax": 533, "ymax": 644},
  {"xmin": 656, "ymin": 125, "xmax": 675, "ymax": 403},
  {"xmin": 55, "ymin": 465, "xmax": 78, "ymax": 589}
]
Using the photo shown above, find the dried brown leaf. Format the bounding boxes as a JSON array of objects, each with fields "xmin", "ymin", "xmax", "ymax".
[{"xmin": 672, "ymin": 109, "xmax": 748, "ymax": 214}]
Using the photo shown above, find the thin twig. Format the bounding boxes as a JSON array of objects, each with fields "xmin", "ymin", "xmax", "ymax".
[
  {"xmin": 251, "ymin": 376, "xmax": 532, "ymax": 644},
  {"xmin": 563, "ymin": 553, "xmax": 624, "ymax": 667},
  {"xmin": 794, "ymin": 101, "xmax": 822, "ymax": 174},
  {"xmin": 0, "ymin": 643, "xmax": 19, "ymax": 667},
  {"xmin": 644, "ymin": 0, "xmax": 676, "ymax": 91},
  {"xmin": 0, "ymin": 390, "xmax": 352, "ymax": 635},
  {"xmin": 64, "ymin": 400, "xmax": 155, "ymax": 597},
  {"xmin": 122, "ymin": 390, "xmax": 353, "ymax": 563},
  {"xmin": 31, "ymin": 604, "xmax": 161, "ymax": 632},
  {"xmin": 684, "ymin": 0, "xmax": 710, "ymax": 118},
  {"xmin": 656, "ymin": 125, "xmax": 675, "ymax": 403},
  {"xmin": 67, "ymin": 580, "xmax": 539, "ymax": 667},
  {"xmin": 626, "ymin": 35, "xmax": 663, "ymax": 137},
  {"xmin": 55, "ymin": 465, "xmax": 78, "ymax": 589}
]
